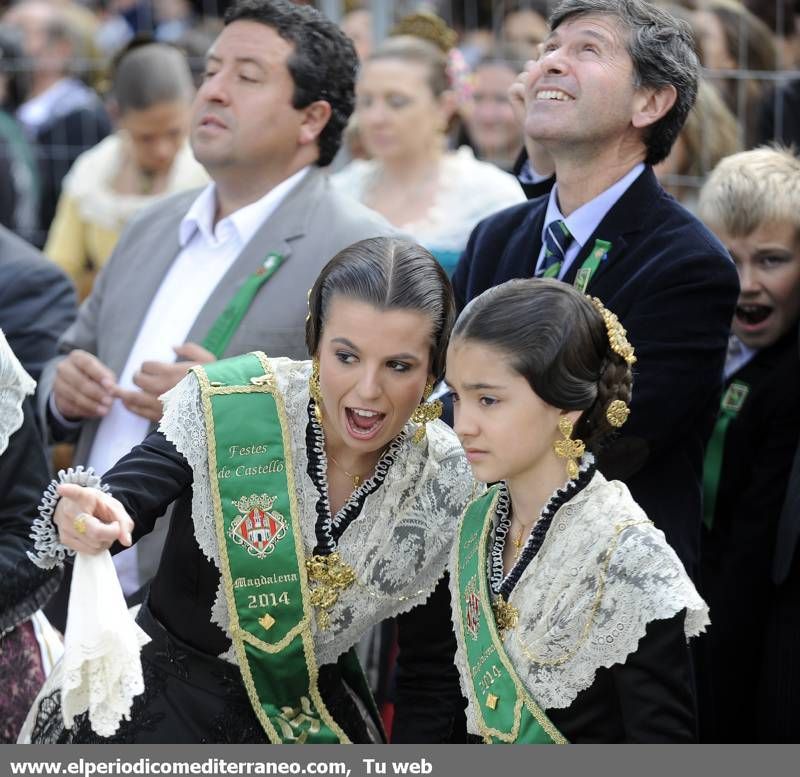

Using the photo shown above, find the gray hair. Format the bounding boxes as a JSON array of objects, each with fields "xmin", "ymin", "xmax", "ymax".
[
  {"xmin": 550, "ymin": 0, "xmax": 699, "ymax": 165},
  {"xmin": 113, "ymin": 44, "xmax": 194, "ymax": 114}
]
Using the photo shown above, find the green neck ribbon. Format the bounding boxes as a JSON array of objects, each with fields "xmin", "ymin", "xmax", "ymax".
[{"xmin": 703, "ymin": 379, "xmax": 750, "ymax": 530}]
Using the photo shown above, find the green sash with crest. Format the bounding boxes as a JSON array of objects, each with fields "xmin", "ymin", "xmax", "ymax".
[
  {"xmin": 194, "ymin": 352, "xmax": 356, "ymax": 744},
  {"xmin": 455, "ymin": 487, "xmax": 568, "ymax": 744}
]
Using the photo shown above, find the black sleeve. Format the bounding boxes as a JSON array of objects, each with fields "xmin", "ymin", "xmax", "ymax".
[
  {"xmin": 391, "ymin": 574, "xmax": 467, "ymax": 743},
  {"xmin": 100, "ymin": 429, "xmax": 194, "ymax": 548},
  {"xmin": 548, "ymin": 612, "xmax": 697, "ymax": 743},
  {"xmin": 0, "ymin": 399, "xmax": 61, "ymax": 633}
]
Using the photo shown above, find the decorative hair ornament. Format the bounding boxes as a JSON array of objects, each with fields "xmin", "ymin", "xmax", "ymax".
[
  {"xmin": 589, "ymin": 297, "xmax": 637, "ymax": 366},
  {"xmin": 553, "ymin": 416, "xmax": 585, "ymax": 480},
  {"xmin": 605, "ymin": 399, "xmax": 630, "ymax": 428},
  {"xmin": 410, "ymin": 380, "xmax": 443, "ymax": 444},
  {"xmin": 309, "ymin": 358, "xmax": 323, "ymax": 425},
  {"xmin": 390, "ymin": 11, "xmax": 457, "ymax": 52}
]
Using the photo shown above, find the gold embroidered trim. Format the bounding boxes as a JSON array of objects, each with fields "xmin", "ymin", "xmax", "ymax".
[{"xmin": 196, "ymin": 352, "xmax": 350, "ymax": 744}]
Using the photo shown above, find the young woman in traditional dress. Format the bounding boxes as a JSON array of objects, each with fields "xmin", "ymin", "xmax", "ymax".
[
  {"xmin": 23, "ymin": 237, "xmax": 474, "ymax": 743},
  {"xmin": 444, "ymin": 278, "xmax": 708, "ymax": 743}
]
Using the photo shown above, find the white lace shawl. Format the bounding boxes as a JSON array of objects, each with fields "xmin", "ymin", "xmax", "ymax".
[
  {"xmin": 450, "ymin": 471, "xmax": 709, "ymax": 734},
  {"xmin": 159, "ymin": 356, "xmax": 477, "ymax": 666},
  {"xmin": 0, "ymin": 329, "xmax": 35, "ymax": 455}
]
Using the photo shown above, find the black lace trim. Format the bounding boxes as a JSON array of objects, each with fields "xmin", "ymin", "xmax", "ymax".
[
  {"xmin": 305, "ymin": 400, "xmax": 407, "ymax": 555},
  {"xmin": 490, "ymin": 459, "xmax": 597, "ymax": 600}
]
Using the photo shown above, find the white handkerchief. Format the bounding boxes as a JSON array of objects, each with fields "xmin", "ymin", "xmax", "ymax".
[{"xmin": 61, "ymin": 551, "xmax": 150, "ymax": 737}]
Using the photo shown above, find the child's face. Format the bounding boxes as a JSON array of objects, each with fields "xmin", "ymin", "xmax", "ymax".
[
  {"xmin": 719, "ymin": 221, "xmax": 800, "ymax": 350},
  {"xmin": 445, "ymin": 339, "xmax": 564, "ymax": 486}
]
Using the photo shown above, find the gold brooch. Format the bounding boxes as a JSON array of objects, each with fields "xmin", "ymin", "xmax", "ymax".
[
  {"xmin": 306, "ymin": 552, "xmax": 356, "ymax": 630},
  {"xmin": 605, "ymin": 399, "xmax": 631, "ymax": 428},
  {"xmin": 492, "ymin": 597, "xmax": 519, "ymax": 638}
]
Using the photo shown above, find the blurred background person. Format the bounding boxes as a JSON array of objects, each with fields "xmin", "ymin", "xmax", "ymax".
[
  {"xmin": 654, "ymin": 78, "xmax": 741, "ymax": 210},
  {"xmin": 460, "ymin": 43, "xmax": 528, "ymax": 172},
  {"xmin": 339, "ymin": 0, "xmax": 372, "ymax": 62},
  {"xmin": 694, "ymin": 0, "xmax": 779, "ymax": 147},
  {"xmin": 44, "ymin": 41, "xmax": 207, "ymax": 301},
  {"xmin": 2, "ymin": 0, "xmax": 111, "ymax": 245},
  {"xmin": 333, "ymin": 35, "xmax": 524, "ymax": 276},
  {"xmin": 500, "ymin": 0, "xmax": 550, "ymax": 57},
  {"xmin": 697, "ymin": 146, "xmax": 800, "ymax": 742},
  {"xmin": 0, "ymin": 23, "xmax": 38, "ymax": 243}
]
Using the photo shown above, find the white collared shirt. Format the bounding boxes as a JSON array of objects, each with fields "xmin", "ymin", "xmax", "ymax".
[
  {"xmin": 724, "ymin": 335, "xmax": 757, "ymax": 380},
  {"xmin": 534, "ymin": 163, "xmax": 645, "ymax": 279},
  {"xmin": 79, "ymin": 166, "xmax": 309, "ymax": 595},
  {"xmin": 17, "ymin": 78, "xmax": 93, "ymax": 135}
]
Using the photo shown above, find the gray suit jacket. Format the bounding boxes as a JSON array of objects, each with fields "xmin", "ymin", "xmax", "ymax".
[{"xmin": 38, "ymin": 167, "xmax": 394, "ymax": 583}]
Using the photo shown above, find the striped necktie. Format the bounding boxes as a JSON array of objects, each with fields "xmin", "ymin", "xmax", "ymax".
[{"xmin": 537, "ymin": 219, "xmax": 573, "ymax": 278}]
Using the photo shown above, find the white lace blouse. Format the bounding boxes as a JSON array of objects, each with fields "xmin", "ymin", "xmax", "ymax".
[
  {"xmin": 160, "ymin": 356, "xmax": 478, "ymax": 666},
  {"xmin": 450, "ymin": 466, "xmax": 709, "ymax": 735}
]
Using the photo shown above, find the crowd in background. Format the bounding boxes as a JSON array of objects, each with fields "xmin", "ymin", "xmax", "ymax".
[{"xmin": 1, "ymin": 0, "xmax": 800, "ymax": 745}]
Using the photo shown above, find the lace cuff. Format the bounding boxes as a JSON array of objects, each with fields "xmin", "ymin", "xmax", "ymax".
[{"xmin": 28, "ymin": 467, "xmax": 110, "ymax": 570}]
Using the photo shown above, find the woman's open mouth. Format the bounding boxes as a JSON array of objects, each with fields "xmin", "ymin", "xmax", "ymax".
[{"xmin": 345, "ymin": 407, "xmax": 387, "ymax": 441}]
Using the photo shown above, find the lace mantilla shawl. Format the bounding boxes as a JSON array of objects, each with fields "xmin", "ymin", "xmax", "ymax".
[
  {"xmin": 450, "ymin": 471, "xmax": 709, "ymax": 732},
  {"xmin": 160, "ymin": 356, "xmax": 476, "ymax": 666},
  {"xmin": 0, "ymin": 330, "xmax": 35, "ymax": 455}
]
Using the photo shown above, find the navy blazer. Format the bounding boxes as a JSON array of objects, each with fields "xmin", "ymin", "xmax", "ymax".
[
  {"xmin": 0, "ymin": 225, "xmax": 76, "ymax": 383},
  {"xmin": 452, "ymin": 167, "xmax": 740, "ymax": 575}
]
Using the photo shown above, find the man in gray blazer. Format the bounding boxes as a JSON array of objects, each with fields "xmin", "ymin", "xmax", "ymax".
[{"xmin": 38, "ymin": 0, "xmax": 392, "ymax": 610}]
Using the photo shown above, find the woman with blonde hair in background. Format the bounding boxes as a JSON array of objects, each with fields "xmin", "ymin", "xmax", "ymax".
[{"xmin": 333, "ymin": 35, "xmax": 524, "ymax": 276}]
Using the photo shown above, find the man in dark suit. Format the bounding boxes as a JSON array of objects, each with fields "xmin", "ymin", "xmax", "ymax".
[
  {"xmin": 452, "ymin": 0, "xmax": 739, "ymax": 575},
  {"xmin": 0, "ymin": 224, "xmax": 76, "ymax": 383}
]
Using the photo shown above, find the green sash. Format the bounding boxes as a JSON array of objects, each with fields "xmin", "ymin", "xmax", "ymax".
[
  {"xmin": 194, "ymin": 352, "xmax": 351, "ymax": 743},
  {"xmin": 454, "ymin": 487, "xmax": 567, "ymax": 744}
]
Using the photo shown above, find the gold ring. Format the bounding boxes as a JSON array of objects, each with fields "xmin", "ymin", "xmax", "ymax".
[{"xmin": 73, "ymin": 512, "xmax": 90, "ymax": 535}]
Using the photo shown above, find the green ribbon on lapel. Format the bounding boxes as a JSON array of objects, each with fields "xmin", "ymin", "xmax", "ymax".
[
  {"xmin": 201, "ymin": 252, "xmax": 285, "ymax": 358},
  {"xmin": 455, "ymin": 487, "xmax": 567, "ymax": 744},
  {"xmin": 703, "ymin": 379, "xmax": 750, "ymax": 530},
  {"xmin": 573, "ymin": 239, "xmax": 611, "ymax": 294}
]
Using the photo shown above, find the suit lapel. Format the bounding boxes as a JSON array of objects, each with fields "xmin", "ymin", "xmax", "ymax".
[
  {"xmin": 187, "ymin": 169, "xmax": 323, "ymax": 343},
  {"xmin": 561, "ymin": 167, "xmax": 660, "ymax": 290},
  {"xmin": 106, "ymin": 202, "xmax": 187, "ymax": 376}
]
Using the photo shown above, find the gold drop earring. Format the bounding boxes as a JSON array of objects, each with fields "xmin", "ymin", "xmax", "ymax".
[
  {"xmin": 309, "ymin": 358, "xmax": 323, "ymax": 425},
  {"xmin": 410, "ymin": 380, "xmax": 443, "ymax": 444},
  {"xmin": 553, "ymin": 416, "xmax": 585, "ymax": 480}
]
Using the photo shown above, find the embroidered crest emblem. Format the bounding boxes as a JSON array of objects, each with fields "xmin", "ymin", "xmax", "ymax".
[
  {"xmin": 230, "ymin": 494, "xmax": 286, "ymax": 558},
  {"xmin": 722, "ymin": 381, "xmax": 750, "ymax": 414},
  {"xmin": 465, "ymin": 577, "xmax": 481, "ymax": 640}
]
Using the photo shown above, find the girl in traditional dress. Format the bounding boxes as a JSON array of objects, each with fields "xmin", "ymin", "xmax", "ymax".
[
  {"xmin": 23, "ymin": 237, "xmax": 474, "ymax": 744},
  {"xmin": 444, "ymin": 278, "xmax": 708, "ymax": 743}
]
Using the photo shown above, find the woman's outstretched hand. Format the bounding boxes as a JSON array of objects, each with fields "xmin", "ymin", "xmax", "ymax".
[{"xmin": 54, "ymin": 483, "xmax": 134, "ymax": 554}]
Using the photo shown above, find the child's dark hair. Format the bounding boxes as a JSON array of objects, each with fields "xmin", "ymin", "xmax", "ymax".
[{"xmin": 452, "ymin": 278, "xmax": 634, "ymax": 449}]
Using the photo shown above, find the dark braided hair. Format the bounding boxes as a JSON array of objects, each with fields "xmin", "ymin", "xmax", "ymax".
[{"xmin": 451, "ymin": 278, "xmax": 633, "ymax": 451}]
